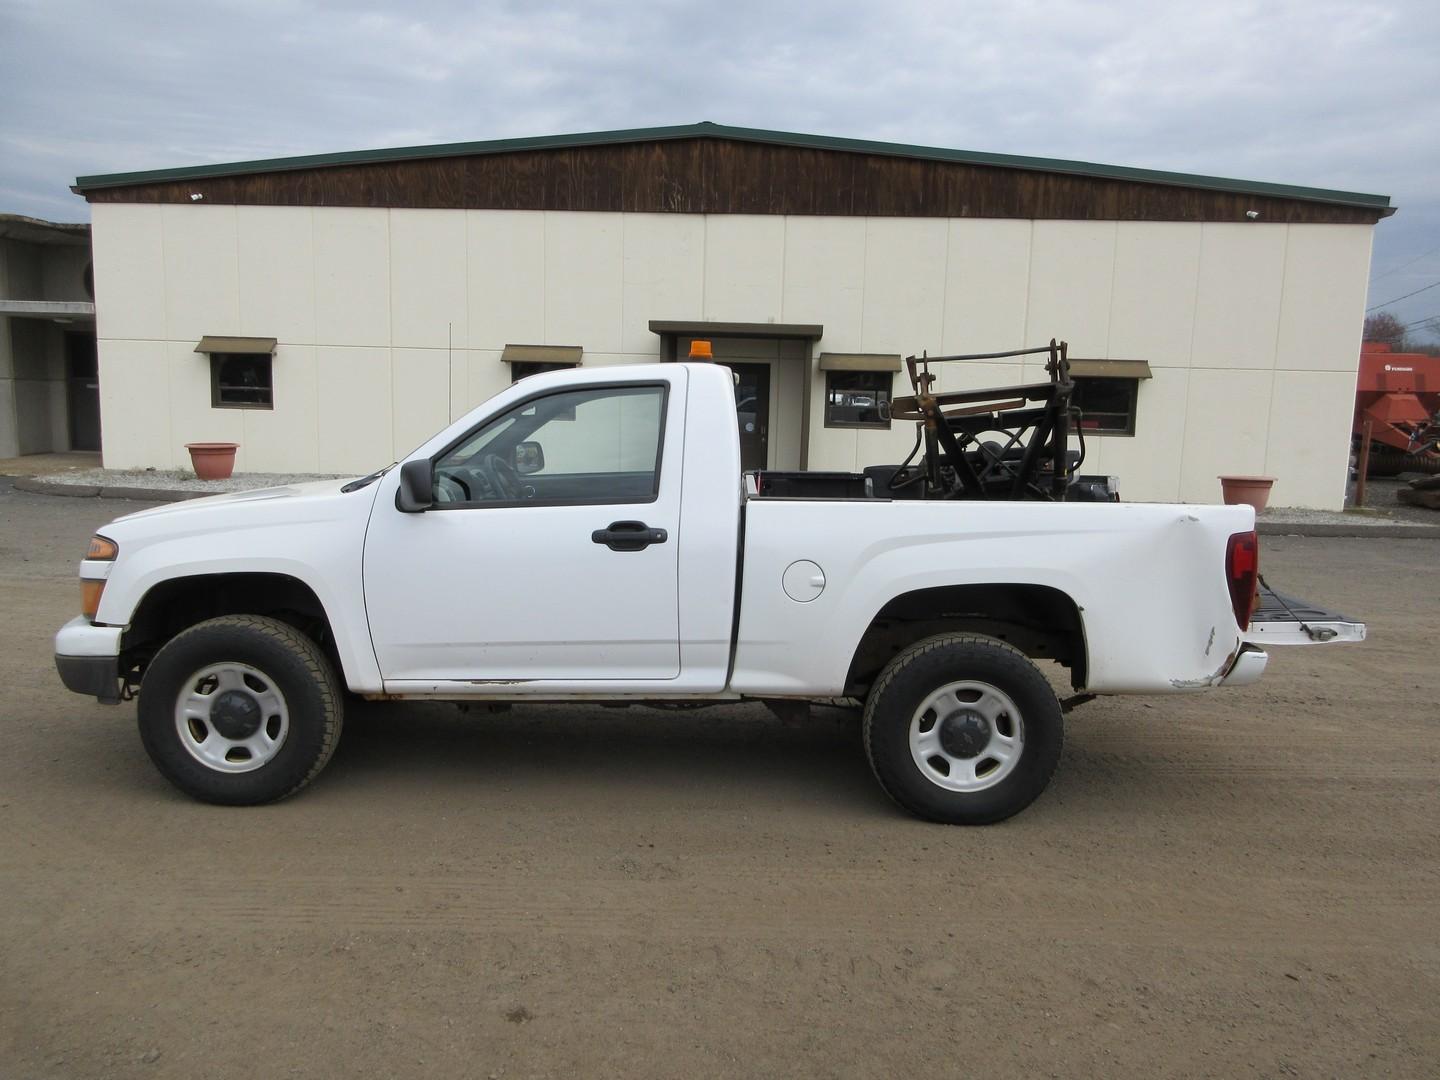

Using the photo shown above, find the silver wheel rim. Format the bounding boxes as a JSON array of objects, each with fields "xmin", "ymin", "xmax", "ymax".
[
  {"xmin": 173, "ymin": 662, "xmax": 290, "ymax": 773},
  {"xmin": 909, "ymin": 680, "xmax": 1024, "ymax": 792}
]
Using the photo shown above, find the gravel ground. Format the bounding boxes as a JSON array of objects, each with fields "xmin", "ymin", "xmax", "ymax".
[
  {"xmin": 1349, "ymin": 475, "xmax": 1440, "ymax": 524},
  {"xmin": 1, "ymin": 479, "xmax": 1436, "ymax": 1079},
  {"xmin": 32, "ymin": 467, "xmax": 351, "ymax": 494},
  {"xmin": 1248, "ymin": 476, "xmax": 1439, "ymax": 529}
]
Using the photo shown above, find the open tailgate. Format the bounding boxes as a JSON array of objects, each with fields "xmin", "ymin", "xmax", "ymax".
[{"xmin": 1245, "ymin": 581, "xmax": 1366, "ymax": 646}]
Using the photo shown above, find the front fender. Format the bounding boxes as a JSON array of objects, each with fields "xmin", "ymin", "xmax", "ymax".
[{"xmin": 91, "ymin": 487, "xmax": 384, "ymax": 692}]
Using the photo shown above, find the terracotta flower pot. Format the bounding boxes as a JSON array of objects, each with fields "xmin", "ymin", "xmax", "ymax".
[
  {"xmin": 1218, "ymin": 475, "xmax": 1276, "ymax": 511},
  {"xmin": 185, "ymin": 442, "xmax": 240, "ymax": 480}
]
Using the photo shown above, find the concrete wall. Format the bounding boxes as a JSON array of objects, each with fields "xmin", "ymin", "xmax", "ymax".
[
  {"xmin": 90, "ymin": 204, "xmax": 1372, "ymax": 506},
  {"xmin": 4, "ymin": 318, "xmax": 69, "ymax": 454},
  {"xmin": 1, "ymin": 238, "xmax": 90, "ymax": 457}
]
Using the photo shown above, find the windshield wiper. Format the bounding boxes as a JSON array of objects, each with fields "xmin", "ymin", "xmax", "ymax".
[{"xmin": 341, "ymin": 463, "xmax": 396, "ymax": 493}]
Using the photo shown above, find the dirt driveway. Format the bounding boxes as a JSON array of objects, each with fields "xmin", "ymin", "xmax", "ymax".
[{"xmin": 1, "ymin": 481, "xmax": 1436, "ymax": 1079}]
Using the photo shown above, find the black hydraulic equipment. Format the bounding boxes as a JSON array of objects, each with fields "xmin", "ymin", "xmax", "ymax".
[{"xmin": 881, "ymin": 339, "xmax": 1111, "ymax": 502}]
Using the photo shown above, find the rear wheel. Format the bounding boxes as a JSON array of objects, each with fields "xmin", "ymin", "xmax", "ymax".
[
  {"xmin": 138, "ymin": 615, "xmax": 343, "ymax": 805},
  {"xmin": 863, "ymin": 634, "xmax": 1062, "ymax": 824}
]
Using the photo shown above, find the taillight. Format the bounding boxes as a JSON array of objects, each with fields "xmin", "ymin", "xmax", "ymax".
[{"xmin": 1225, "ymin": 530, "xmax": 1259, "ymax": 631}]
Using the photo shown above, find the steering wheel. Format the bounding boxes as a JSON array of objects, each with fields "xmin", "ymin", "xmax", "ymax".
[{"xmin": 481, "ymin": 454, "xmax": 524, "ymax": 500}]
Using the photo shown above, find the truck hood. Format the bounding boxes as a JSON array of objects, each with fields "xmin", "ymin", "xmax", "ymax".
[
  {"xmin": 96, "ymin": 476, "xmax": 387, "ymax": 552},
  {"xmin": 108, "ymin": 478, "xmax": 362, "ymax": 524}
]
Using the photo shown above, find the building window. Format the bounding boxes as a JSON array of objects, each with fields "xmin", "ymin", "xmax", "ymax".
[
  {"xmin": 210, "ymin": 353, "xmax": 273, "ymax": 409},
  {"xmin": 1071, "ymin": 377, "xmax": 1138, "ymax": 436},
  {"xmin": 825, "ymin": 370, "xmax": 893, "ymax": 429},
  {"xmin": 510, "ymin": 360, "xmax": 576, "ymax": 383}
]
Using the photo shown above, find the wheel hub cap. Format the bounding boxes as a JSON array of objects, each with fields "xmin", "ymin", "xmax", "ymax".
[
  {"xmin": 174, "ymin": 662, "xmax": 290, "ymax": 774},
  {"xmin": 209, "ymin": 690, "xmax": 262, "ymax": 739},
  {"xmin": 938, "ymin": 709, "xmax": 991, "ymax": 758},
  {"xmin": 908, "ymin": 679, "xmax": 1026, "ymax": 794}
]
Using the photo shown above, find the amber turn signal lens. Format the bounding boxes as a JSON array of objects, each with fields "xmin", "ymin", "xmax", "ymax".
[
  {"xmin": 80, "ymin": 579, "xmax": 106, "ymax": 619},
  {"xmin": 86, "ymin": 536, "xmax": 118, "ymax": 561}
]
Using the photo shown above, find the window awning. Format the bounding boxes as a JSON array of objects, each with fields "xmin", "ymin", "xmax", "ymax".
[
  {"xmin": 818, "ymin": 352, "xmax": 902, "ymax": 373},
  {"xmin": 1068, "ymin": 358, "xmax": 1153, "ymax": 379},
  {"xmin": 501, "ymin": 344, "xmax": 583, "ymax": 364},
  {"xmin": 194, "ymin": 335, "xmax": 276, "ymax": 355}
]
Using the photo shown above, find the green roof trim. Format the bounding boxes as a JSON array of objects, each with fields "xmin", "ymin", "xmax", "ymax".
[{"xmin": 72, "ymin": 121, "xmax": 1394, "ymax": 213}]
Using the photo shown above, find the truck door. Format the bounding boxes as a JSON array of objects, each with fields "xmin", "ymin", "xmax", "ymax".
[{"xmin": 362, "ymin": 375, "xmax": 683, "ymax": 684}]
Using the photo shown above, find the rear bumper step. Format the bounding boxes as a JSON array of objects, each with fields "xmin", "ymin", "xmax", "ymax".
[
  {"xmin": 1221, "ymin": 645, "xmax": 1269, "ymax": 686},
  {"xmin": 1245, "ymin": 584, "xmax": 1366, "ymax": 646}
]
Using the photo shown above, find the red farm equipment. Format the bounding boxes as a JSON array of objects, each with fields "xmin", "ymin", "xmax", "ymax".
[{"xmin": 1355, "ymin": 342, "xmax": 1440, "ymax": 476}]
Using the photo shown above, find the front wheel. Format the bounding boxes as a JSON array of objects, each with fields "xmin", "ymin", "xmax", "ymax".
[
  {"xmin": 137, "ymin": 615, "xmax": 344, "ymax": 805},
  {"xmin": 863, "ymin": 634, "xmax": 1063, "ymax": 824}
]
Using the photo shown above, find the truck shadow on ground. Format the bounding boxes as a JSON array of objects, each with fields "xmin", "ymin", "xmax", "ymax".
[
  {"xmin": 329, "ymin": 699, "xmax": 885, "ymax": 812},
  {"xmin": 317, "ymin": 698, "xmax": 1200, "ymax": 823},
  {"xmin": 53, "ymin": 697, "xmax": 1213, "ymax": 822}
]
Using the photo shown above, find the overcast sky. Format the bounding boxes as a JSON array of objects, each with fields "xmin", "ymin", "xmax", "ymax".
[{"xmin": 3, "ymin": 0, "xmax": 1438, "ymax": 338}]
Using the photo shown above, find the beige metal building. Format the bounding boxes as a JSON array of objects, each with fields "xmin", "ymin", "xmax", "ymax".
[{"xmin": 72, "ymin": 123, "xmax": 1392, "ymax": 507}]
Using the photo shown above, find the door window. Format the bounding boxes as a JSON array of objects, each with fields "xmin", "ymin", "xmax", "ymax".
[{"xmin": 433, "ymin": 384, "xmax": 666, "ymax": 505}]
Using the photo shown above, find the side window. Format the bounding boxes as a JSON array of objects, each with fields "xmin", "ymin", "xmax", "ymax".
[
  {"xmin": 1071, "ymin": 377, "xmax": 1139, "ymax": 436},
  {"xmin": 825, "ymin": 370, "xmax": 892, "ymax": 428},
  {"xmin": 433, "ymin": 385, "xmax": 666, "ymax": 505},
  {"xmin": 510, "ymin": 360, "xmax": 576, "ymax": 382},
  {"xmin": 210, "ymin": 353, "xmax": 274, "ymax": 409}
]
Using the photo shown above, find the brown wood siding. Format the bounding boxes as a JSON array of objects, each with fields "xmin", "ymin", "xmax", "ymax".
[{"xmin": 81, "ymin": 138, "xmax": 1384, "ymax": 224}]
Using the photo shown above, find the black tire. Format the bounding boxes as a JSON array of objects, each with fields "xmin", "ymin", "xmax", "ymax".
[
  {"xmin": 863, "ymin": 634, "xmax": 1062, "ymax": 825},
  {"xmin": 137, "ymin": 615, "xmax": 344, "ymax": 805}
]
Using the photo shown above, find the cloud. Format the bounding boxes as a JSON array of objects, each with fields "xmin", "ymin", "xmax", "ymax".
[{"xmin": 3, "ymin": 0, "xmax": 1437, "ymax": 332}]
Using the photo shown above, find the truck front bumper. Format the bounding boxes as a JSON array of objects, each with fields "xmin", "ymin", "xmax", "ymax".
[{"xmin": 54, "ymin": 616, "xmax": 123, "ymax": 704}]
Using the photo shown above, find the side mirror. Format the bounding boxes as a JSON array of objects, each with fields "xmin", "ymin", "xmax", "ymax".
[
  {"xmin": 514, "ymin": 441, "xmax": 545, "ymax": 475},
  {"xmin": 395, "ymin": 458, "xmax": 434, "ymax": 513}
]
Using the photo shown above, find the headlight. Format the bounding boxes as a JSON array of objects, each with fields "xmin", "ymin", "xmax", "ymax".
[{"xmin": 86, "ymin": 535, "xmax": 118, "ymax": 561}]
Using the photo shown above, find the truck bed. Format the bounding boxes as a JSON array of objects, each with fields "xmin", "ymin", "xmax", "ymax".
[{"xmin": 746, "ymin": 468, "xmax": 1117, "ymax": 502}]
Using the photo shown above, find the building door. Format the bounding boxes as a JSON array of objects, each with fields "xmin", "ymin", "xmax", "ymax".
[
  {"xmin": 664, "ymin": 332, "xmax": 806, "ymax": 471},
  {"xmin": 725, "ymin": 362, "xmax": 770, "ymax": 471},
  {"xmin": 65, "ymin": 332, "xmax": 100, "ymax": 452}
]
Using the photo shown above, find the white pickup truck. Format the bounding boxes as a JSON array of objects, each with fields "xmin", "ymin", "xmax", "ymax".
[{"xmin": 54, "ymin": 361, "xmax": 1364, "ymax": 823}]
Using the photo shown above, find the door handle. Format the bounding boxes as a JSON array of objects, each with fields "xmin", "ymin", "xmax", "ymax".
[{"xmin": 591, "ymin": 520, "xmax": 668, "ymax": 551}]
